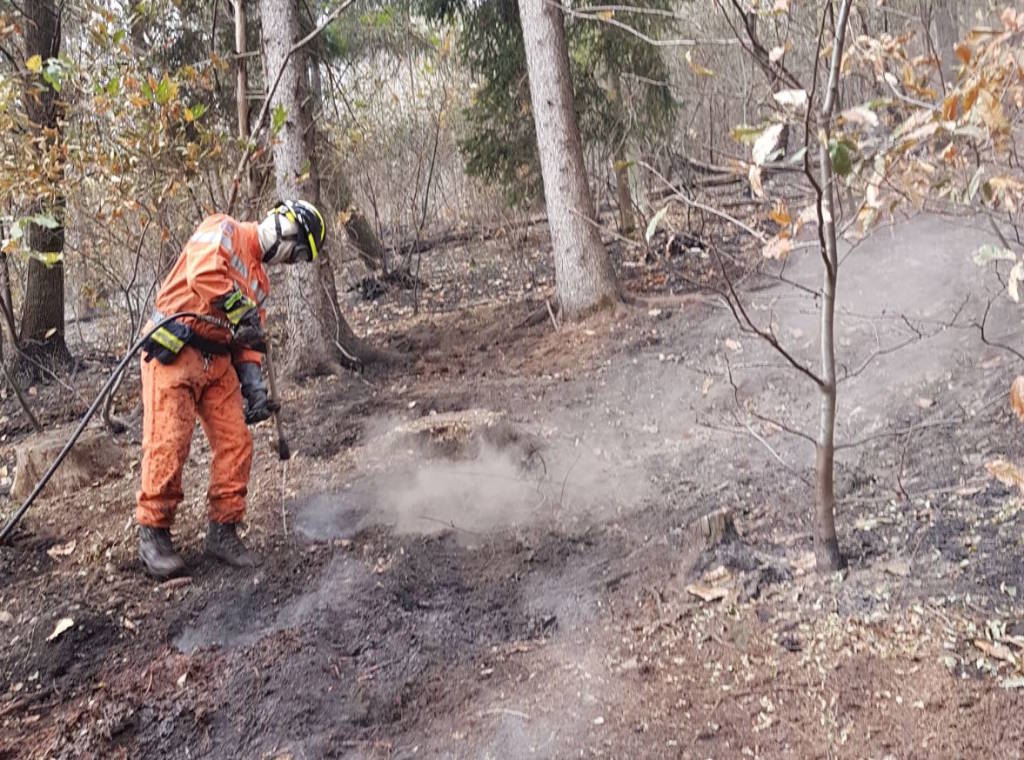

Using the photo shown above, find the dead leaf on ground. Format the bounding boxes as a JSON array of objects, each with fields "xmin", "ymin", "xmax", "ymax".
[
  {"xmin": 47, "ymin": 618, "xmax": 74, "ymax": 642},
  {"xmin": 686, "ymin": 582, "xmax": 730, "ymax": 603},
  {"xmin": 884, "ymin": 559, "xmax": 911, "ymax": 577},
  {"xmin": 762, "ymin": 234, "xmax": 793, "ymax": 260},
  {"xmin": 703, "ymin": 565, "xmax": 731, "ymax": 583},
  {"xmin": 46, "ymin": 540, "xmax": 76, "ymax": 559},
  {"xmin": 974, "ymin": 639, "xmax": 1018, "ymax": 665},
  {"xmin": 686, "ymin": 565, "xmax": 733, "ymax": 602},
  {"xmin": 1010, "ymin": 376, "xmax": 1024, "ymax": 422},
  {"xmin": 985, "ymin": 458, "xmax": 1024, "ymax": 493},
  {"xmin": 1003, "ymin": 635, "xmax": 1024, "ymax": 650}
]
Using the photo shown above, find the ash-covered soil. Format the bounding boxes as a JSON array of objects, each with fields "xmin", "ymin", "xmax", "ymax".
[{"xmin": 3, "ymin": 214, "xmax": 1024, "ymax": 758}]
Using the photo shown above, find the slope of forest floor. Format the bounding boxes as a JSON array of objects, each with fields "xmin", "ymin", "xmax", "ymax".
[{"xmin": 2, "ymin": 213, "xmax": 1024, "ymax": 758}]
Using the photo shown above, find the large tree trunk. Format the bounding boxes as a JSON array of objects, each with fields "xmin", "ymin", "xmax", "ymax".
[
  {"xmin": 258, "ymin": 0, "xmax": 392, "ymax": 377},
  {"xmin": 931, "ymin": 0, "xmax": 959, "ymax": 88},
  {"xmin": 19, "ymin": 0, "xmax": 71, "ymax": 373},
  {"xmin": 517, "ymin": 0, "xmax": 620, "ymax": 320}
]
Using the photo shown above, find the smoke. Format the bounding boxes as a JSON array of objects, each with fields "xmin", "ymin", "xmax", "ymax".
[
  {"xmin": 378, "ymin": 442, "xmax": 543, "ymax": 535},
  {"xmin": 364, "ymin": 416, "xmax": 653, "ymax": 539}
]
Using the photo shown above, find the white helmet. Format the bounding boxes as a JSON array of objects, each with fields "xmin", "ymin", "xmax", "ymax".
[{"xmin": 258, "ymin": 200, "xmax": 326, "ymax": 264}]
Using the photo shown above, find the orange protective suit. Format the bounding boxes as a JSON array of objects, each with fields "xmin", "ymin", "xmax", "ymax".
[{"xmin": 136, "ymin": 214, "xmax": 270, "ymax": 529}]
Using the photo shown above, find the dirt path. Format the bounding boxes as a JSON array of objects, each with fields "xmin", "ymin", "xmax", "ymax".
[{"xmin": 2, "ymin": 214, "xmax": 1024, "ymax": 758}]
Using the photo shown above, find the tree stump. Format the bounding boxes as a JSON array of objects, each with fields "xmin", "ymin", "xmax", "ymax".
[
  {"xmin": 689, "ymin": 507, "xmax": 739, "ymax": 548},
  {"xmin": 11, "ymin": 428, "xmax": 126, "ymax": 501}
]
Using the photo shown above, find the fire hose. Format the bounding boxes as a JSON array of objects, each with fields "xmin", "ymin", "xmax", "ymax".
[{"xmin": 0, "ymin": 310, "xmax": 289, "ymax": 543}]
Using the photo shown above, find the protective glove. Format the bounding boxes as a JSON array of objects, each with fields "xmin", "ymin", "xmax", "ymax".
[
  {"xmin": 231, "ymin": 308, "xmax": 267, "ymax": 353},
  {"xmin": 213, "ymin": 286, "xmax": 258, "ymax": 327},
  {"xmin": 235, "ymin": 362, "xmax": 279, "ymax": 425}
]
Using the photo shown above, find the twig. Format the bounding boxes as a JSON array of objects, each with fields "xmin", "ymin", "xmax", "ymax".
[
  {"xmin": 281, "ymin": 459, "xmax": 289, "ymax": 536},
  {"xmin": 416, "ymin": 513, "xmax": 484, "ymax": 536},
  {"xmin": 712, "ymin": 247, "xmax": 826, "ymax": 388},
  {"xmin": 1, "ymin": 360, "xmax": 42, "ymax": 432},
  {"xmin": 976, "ymin": 291, "xmax": 1024, "ymax": 364},
  {"xmin": 559, "ymin": 452, "xmax": 583, "ymax": 508},
  {"xmin": 835, "ymin": 417, "xmax": 961, "ymax": 451},
  {"xmin": 478, "ymin": 707, "xmax": 530, "ymax": 721},
  {"xmin": 723, "ymin": 354, "xmax": 816, "ymax": 446},
  {"xmin": 545, "ymin": 298, "xmax": 560, "ymax": 332},
  {"xmin": 737, "ymin": 417, "xmax": 812, "ymax": 484},
  {"xmin": 557, "ymin": 2, "xmax": 737, "ymax": 48},
  {"xmin": 637, "ymin": 160, "xmax": 768, "ymax": 243}
]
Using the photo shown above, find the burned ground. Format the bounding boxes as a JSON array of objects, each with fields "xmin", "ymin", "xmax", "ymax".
[{"xmin": 2, "ymin": 215, "xmax": 1024, "ymax": 758}]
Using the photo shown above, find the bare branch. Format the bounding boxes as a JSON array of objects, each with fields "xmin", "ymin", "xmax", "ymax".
[
  {"xmin": 720, "ymin": 0, "xmax": 803, "ymax": 91},
  {"xmin": 712, "ymin": 246, "xmax": 826, "ymax": 388},
  {"xmin": 723, "ymin": 353, "xmax": 817, "ymax": 447},
  {"xmin": 835, "ymin": 417, "xmax": 961, "ymax": 451},
  {"xmin": 975, "ymin": 291, "xmax": 1024, "ymax": 364},
  {"xmin": 556, "ymin": 2, "xmax": 739, "ymax": 47},
  {"xmin": 638, "ymin": 160, "xmax": 768, "ymax": 242}
]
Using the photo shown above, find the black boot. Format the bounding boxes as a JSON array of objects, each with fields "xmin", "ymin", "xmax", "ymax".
[
  {"xmin": 205, "ymin": 522, "xmax": 262, "ymax": 568},
  {"xmin": 138, "ymin": 526, "xmax": 186, "ymax": 579}
]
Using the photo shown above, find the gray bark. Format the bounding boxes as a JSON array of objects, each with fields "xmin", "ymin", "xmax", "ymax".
[
  {"xmin": 258, "ymin": 0, "xmax": 378, "ymax": 376},
  {"xmin": 235, "ymin": 0, "xmax": 249, "ymax": 142},
  {"xmin": 518, "ymin": 0, "xmax": 619, "ymax": 319},
  {"xmin": 931, "ymin": 0, "xmax": 959, "ymax": 86}
]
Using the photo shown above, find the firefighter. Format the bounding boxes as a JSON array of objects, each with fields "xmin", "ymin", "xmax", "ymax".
[{"xmin": 135, "ymin": 200, "xmax": 326, "ymax": 579}]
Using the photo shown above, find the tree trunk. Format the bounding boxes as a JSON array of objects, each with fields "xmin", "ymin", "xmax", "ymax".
[
  {"xmin": 609, "ymin": 72, "xmax": 636, "ymax": 238},
  {"xmin": 235, "ymin": 0, "xmax": 249, "ymax": 143},
  {"xmin": 258, "ymin": 0, "xmax": 393, "ymax": 377},
  {"xmin": 811, "ymin": 0, "xmax": 853, "ymax": 573},
  {"xmin": 931, "ymin": 0, "xmax": 959, "ymax": 88},
  {"xmin": 613, "ymin": 155, "xmax": 635, "ymax": 238},
  {"xmin": 0, "ymin": 252, "xmax": 15, "ymax": 348},
  {"xmin": 341, "ymin": 193, "xmax": 389, "ymax": 273},
  {"xmin": 19, "ymin": 0, "xmax": 71, "ymax": 372},
  {"xmin": 233, "ymin": 0, "xmax": 254, "ymax": 212},
  {"xmin": 517, "ymin": 0, "xmax": 620, "ymax": 320}
]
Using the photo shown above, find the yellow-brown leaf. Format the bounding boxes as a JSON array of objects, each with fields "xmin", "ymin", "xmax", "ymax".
[
  {"xmin": 986, "ymin": 457, "xmax": 1024, "ymax": 491},
  {"xmin": 769, "ymin": 202, "xmax": 791, "ymax": 227},
  {"xmin": 942, "ymin": 94, "xmax": 959, "ymax": 121},
  {"xmin": 1010, "ymin": 376, "xmax": 1024, "ymax": 422}
]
